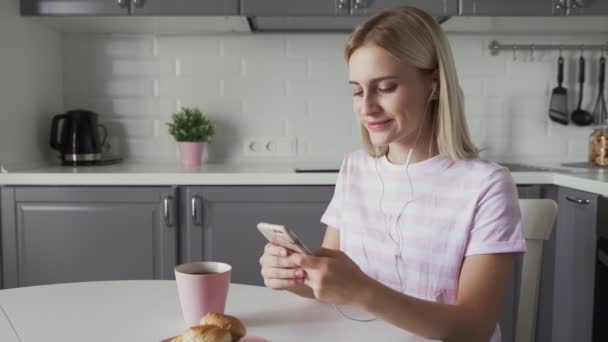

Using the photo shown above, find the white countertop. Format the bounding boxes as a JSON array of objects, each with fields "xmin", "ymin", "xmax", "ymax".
[
  {"xmin": 1, "ymin": 160, "xmax": 608, "ymax": 197},
  {"xmin": 0, "ymin": 281, "xmax": 431, "ymax": 342},
  {"xmin": 0, "ymin": 305, "xmax": 19, "ymax": 342}
]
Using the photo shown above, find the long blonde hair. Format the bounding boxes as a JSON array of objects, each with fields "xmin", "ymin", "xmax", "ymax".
[{"xmin": 344, "ymin": 6, "xmax": 478, "ymax": 160}]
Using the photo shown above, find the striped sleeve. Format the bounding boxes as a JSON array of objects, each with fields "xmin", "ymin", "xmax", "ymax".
[
  {"xmin": 465, "ymin": 168, "xmax": 527, "ymax": 256},
  {"xmin": 320, "ymin": 156, "xmax": 348, "ymax": 230}
]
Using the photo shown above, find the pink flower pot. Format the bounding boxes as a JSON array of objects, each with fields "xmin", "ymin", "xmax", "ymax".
[{"xmin": 177, "ymin": 142, "xmax": 204, "ymax": 167}]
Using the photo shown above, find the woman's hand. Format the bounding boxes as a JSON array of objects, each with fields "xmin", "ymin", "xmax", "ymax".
[
  {"xmin": 259, "ymin": 243, "xmax": 306, "ymax": 290},
  {"xmin": 294, "ymin": 248, "xmax": 370, "ymax": 305}
]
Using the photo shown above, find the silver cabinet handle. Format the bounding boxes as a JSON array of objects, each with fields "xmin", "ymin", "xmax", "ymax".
[
  {"xmin": 191, "ymin": 195, "xmax": 202, "ymax": 226},
  {"xmin": 132, "ymin": 0, "xmax": 145, "ymax": 8},
  {"xmin": 569, "ymin": 0, "xmax": 582, "ymax": 9},
  {"xmin": 353, "ymin": 0, "xmax": 365, "ymax": 9},
  {"xmin": 337, "ymin": 0, "xmax": 348, "ymax": 9},
  {"xmin": 117, "ymin": 0, "xmax": 128, "ymax": 8},
  {"xmin": 566, "ymin": 196, "xmax": 591, "ymax": 205},
  {"xmin": 163, "ymin": 196, "xmax": 174, "ymax": 227}
]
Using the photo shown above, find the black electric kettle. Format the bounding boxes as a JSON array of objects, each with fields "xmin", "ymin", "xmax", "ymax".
[{"xmin": 50, "ymin": 110, "xmax": 107, "ymax": 165}]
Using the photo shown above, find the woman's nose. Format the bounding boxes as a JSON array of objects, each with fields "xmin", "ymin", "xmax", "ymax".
[{"xmin": 360, "ymin": 94, "xmax": 380, "ymax": 116}]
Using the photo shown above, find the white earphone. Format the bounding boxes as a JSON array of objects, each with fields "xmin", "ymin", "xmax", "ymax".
[
  {"xmin": 373, "ymin": 79, "xmax": 438, "ymax": 294},
  {"xmin": 335, "ymin": 78, "xmax": 439, "ymax": 323},
  {"xmin": 431, "ymin": 80, "xmax": 438, "ymax": 100}
]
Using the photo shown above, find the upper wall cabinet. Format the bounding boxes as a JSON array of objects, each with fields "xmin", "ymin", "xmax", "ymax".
[
  {"xmin": 21, "ymin": 0, "xmax": 130, "ymax": 15},
  {"xmin": 460, "ymin": 0, "xmax": 559, "ymax": 16},
  {"xmin": 129, "ymin": 0, "xmax": 239, "ymax": 16},
  {"xmin": 568, "ymin": 0, "xmax": 608, "ymax": 15},
  {"xmin": 241, "ymin": 0, "xmax": 457, "ymax": 16},
  {"xmin": 461, "ymin": 0, "xmax": 608, "ymax": 16},
  {"xmin": 21, "ymin": 0, "xmax": 239, "ymax": 15},
  {"xmin": 241, "ymin": 0, "xmax": 348, "ymax": 16},
  {"xmin": 350, "ymin": 0, "xmax": 458, "ymax": 17}
]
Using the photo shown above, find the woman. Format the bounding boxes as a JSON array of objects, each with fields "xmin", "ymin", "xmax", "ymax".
[{"xmin": 259, "ymin": 6, "xmax": 525, "ymax": 342}]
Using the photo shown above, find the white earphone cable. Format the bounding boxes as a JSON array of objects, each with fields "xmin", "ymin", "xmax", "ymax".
[
  {"xmin": 375, "ymin": 83, "xmax": 436, "ymax": 294},
  {"xmin": 334, "ymin": 81, "xmax": 437, "ymax": 322}
]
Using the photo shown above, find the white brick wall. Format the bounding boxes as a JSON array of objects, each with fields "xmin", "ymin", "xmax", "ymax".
[
  {"xmin": 62, "ymin": 31, "xmax": 608, "ymax": 164},
  {"xmin": 0, "ymin": 0, "xmax": 63, "ymax": 169}
]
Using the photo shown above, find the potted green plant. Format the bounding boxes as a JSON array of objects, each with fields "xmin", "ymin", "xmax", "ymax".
[{"xmin": 167, "ymin": 107, "xmax": 215, "ymax": 167}]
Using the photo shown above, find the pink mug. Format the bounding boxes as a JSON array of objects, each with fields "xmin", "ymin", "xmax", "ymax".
[{"xmin": 174, "ymin": 261, "xmax": 232, "ymax": 327}]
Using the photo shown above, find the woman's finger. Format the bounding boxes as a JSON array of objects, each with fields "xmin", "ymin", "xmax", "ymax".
[
  {"xmin": 264, "ymin": 278, "xmax": 303, "ymax": 290},
  {"xmin": 260, "ymin": 254, "xmax": 298, "ymax": 268},
  {"xmin": 262, "ymin": 267, "xmax": 304, "ymax": 279},
  {"xmin": 264, "ymin": 243, "xmax": 288, "ymax": 256}
]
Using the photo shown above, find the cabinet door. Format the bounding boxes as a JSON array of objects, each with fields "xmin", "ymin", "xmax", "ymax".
[
  {"xmin": 351, "ymin": 0, "xmax": 458, "ymax": 16},
  {"xmin": 460, "ymin": 0, "xmax": 559, "ymax": 16},
  {"xmin": 1, "ymin": 187, "xmax": 178, "ymax": 288},
  {"xmin": 568, "ymin": 0, "xmax": 608, "ymax": 15},
  {"xmin": 552, "ymin": 187, "xmax": 597, "ymax": 342},
  {"xmin": 182, "ymin": 186, "xmax": 333, "ymax": 286},
  {"xmin": 241, "ymin": 0, "xmax": 348, "ymax": 16},
  {"xmin": 130, "ymin": 0, "xmax": 238, "ymax": 15},
  {"xmin": 21, "ymin": 0, "xmax": 130, "ymax": 15}
]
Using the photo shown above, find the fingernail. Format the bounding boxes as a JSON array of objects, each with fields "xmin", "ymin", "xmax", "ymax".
[
  {"xmin": 295, "ymin": 270, "xmax": 303, "ymax": 277},
  {"xmin": 280, "ymin": 249, "xmax": 287, "ymax": 256}
]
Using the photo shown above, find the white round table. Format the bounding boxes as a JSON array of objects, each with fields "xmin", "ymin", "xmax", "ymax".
[{"xmin": 0, "ymin": 280, "xmax": 433, "ymax": 341}]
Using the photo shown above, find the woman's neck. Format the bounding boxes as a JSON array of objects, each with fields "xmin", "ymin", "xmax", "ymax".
[{"xmin": 386, "ymin": 130, "xmax": 438, "ymax": 165}]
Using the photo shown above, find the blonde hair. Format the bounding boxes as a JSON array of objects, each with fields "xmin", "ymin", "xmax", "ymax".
[{"xmin": 344, "ymin": 6, "xmax": 478, "ymax": 160}]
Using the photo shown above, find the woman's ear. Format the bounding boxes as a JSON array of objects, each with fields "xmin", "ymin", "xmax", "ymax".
[
  {"xmin": 431, "ymin": 80, "xmax": 439, "ymax": 100},
  {"xmin": 430, "ymin": 69, "xmax": 440, "ymax": 100}
]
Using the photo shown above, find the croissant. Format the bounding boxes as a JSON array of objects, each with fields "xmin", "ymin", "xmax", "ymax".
[
  {"xmin": 171, "ymin": 324, "xmax": 232, "ymax": 342},
  {"xmin": 200, "ymin": 312, "xmax": 247, "ymax": 341}
]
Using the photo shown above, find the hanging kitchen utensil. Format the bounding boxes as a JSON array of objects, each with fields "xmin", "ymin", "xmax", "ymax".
[
  {"xmin": 549, "ymin": 54, "xmax": 569, "ymax": 125},
  {"xmin": 572, "ymin": 55, "xmax": 594, "ymax": 126},
  {"xmin": 592, "ymin": 55, "xmax": 607, "ymax": 125},
  {"xmin": 571, "ymin": 55, "xmax": 593, "ymax": 126}
]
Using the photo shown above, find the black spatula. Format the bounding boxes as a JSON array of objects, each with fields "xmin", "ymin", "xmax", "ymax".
[
  {"xmin": 549, "ymin": 56, "xmax": 569, "ymax": 125},
  {"xmin": 572, "ymin": 55, "xmax": 593, "ymax": 126}
]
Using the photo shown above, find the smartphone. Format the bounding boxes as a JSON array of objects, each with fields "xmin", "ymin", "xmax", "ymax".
[{"xmin": 257, "ymin": 222, "xmax": 312, "ymax": 255}]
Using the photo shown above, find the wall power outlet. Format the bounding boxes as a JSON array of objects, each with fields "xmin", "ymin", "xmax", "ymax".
[{"xmin": 243, "ymin": 136, "xmax": 297, "ymax": 157}]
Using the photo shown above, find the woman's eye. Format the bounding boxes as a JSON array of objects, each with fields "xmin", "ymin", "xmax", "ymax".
[
  {"xmin": 352, "ymin": 90, "xmax": 363, "ymax": 97},
  {"xmin": 379, "ymin": 85, "xmax": 397, "ymax": 93}
]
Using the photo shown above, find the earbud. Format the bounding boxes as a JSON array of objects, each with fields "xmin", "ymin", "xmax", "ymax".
[{"xmin": 430, "ymin": 81, "xmax": 439, "ymax": 100}]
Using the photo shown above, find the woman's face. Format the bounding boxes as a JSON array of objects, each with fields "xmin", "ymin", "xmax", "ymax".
[{"xmin": 348, "ymin": 44, "xmax": 435, "ymax": 149}]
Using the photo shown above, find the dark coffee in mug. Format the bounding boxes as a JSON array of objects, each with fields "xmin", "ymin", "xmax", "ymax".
[{"xmin": 188, "ymin": 271, "xmax": 214, "ymax": 275}]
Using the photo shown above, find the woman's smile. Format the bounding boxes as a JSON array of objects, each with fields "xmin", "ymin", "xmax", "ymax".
[{"xmin": 367, "ymin": 119, "xmax": 393, "ymax": 131}]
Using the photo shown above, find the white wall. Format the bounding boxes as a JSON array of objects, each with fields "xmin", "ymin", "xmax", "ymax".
[
  {"xmin": 0, "ymin": 0, "xmax": 63, "ymax": 169},
  {"xmin": 62, "ymin": 26, "xmax": 608, "ymax": 164}
]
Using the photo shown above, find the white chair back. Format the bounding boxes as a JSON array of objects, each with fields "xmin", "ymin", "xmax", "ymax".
[{"xmin": 515, "ymin": 199, "xmax": 558, "ymax": 342}]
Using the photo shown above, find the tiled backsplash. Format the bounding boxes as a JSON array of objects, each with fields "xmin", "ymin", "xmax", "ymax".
[
  {"xmin": 0, "ymin": 0, "xmax": 62, "ymax": 169},
  {"xmin": 63, "ymin": 32, "xmax": 608, "ymax": 164}
]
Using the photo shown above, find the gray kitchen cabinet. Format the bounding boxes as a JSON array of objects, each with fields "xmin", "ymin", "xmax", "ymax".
[
  {"xmin": 242, "ymin": 0, "xmax": 457, "ymax": 16},
  {"xmin": 1, "ymin": 186, "xmax": 178, "ymax": 289},
  {"xmin": 550, "ymin": 186, "xmax": 599, "ymax": 342},
  {"xmin": 130, "ymin": 0, "xmax": 238, "ymax": 15},
  {"xmin": 21, "ymin": 0, "xmax": 130, "ymax": 15},
  {"xmin": 21, "ymin": 0, "xmax": 238, "ymax": 16},
  {"xmin": 516, "ymin": 184, "xmax": 543, "ymax": 199},
  {"xmin": 527, "ymin": 185, "xmax": 604, "ymax": 342},
  {"xmin": 180, "ymin": 186, "xmax": 332, "ymax": 286},
  {"xmin": 568, "ymin": 0, "xmax": 608, "ymax": 15},
  {"xmin": 460, "ymin": 0, "xmax": 559, "ymax": 16},
  {"xmin": 241, "ymin": 0, "xmax": 348, "ymax": 16},
  {"xmin": 350, "ymin": 0, "xmax": 458, "ymax": 16}
]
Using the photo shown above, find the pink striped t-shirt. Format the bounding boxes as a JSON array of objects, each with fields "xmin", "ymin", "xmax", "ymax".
[{"xmin": 321, "ymin": 150, "xmax": 526, "ymax": 339}]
